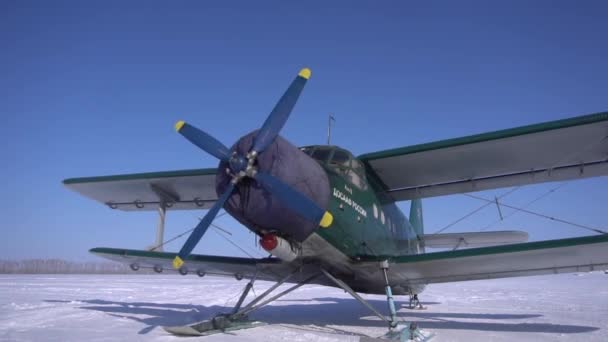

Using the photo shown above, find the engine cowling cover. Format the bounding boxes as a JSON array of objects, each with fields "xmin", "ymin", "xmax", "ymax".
[{"xmin": 215, "ymin": 130, "xmax": 330, "ymax": 241}]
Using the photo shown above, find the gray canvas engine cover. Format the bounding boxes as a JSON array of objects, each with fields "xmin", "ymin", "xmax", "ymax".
[{"xmin": 216, "ymin": 131, "xmax": 330, "ymax": 241}]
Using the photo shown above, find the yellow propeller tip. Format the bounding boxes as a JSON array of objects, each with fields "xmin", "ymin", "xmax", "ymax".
[
  {"xmin": 174, "ymin": 120, "xmax": 186, "ymax": 132},
  {"xmin": 298, "ymin": 68, "xmax": 311, "ymax": 80},
  {"xmin": 172, "ymin": 256, "xmax": 184, "ymax": 269},
  {"xmin": 320, "ymin": 211, "xmax": 333, "ymax": 228}
]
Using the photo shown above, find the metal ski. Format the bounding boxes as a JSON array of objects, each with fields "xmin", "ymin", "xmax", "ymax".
[{"xmin": 164, "ymin": 314, "xmax": 266, "ymax": 336}]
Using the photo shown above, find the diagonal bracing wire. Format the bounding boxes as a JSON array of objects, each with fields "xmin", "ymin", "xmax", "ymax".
[
  {"xmin": 150, "ymin": 211, "xmax": 229, "ymax": 251},
  {"xmin": 432, "ymin": 134, "xmax": 608, "ymax": 235},
  {"xmin": 210, "ymin": 227, "xmax": 264, "ymax": 258},
  {"xmin": 432, "ymin": 187, "xmax": 520, "ymax": 234},
  {"xmin": 479, "ymin": 182, "xmax": 568, "ymax": 231},
  {"xmin": 464, "ymin": 193, "xmax": 607, "ymax": 235},
  {"xmin": 152, "ymin": 210, "xmax": 266, "ymax": 258}
]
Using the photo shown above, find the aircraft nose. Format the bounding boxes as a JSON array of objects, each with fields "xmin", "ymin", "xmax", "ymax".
[{"xmin": 215, "ymin": 130, "xmax": 330, "ymax": 241}]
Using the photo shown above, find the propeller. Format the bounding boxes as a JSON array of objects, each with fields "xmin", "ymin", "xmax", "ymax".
[
  {"xmin": 251, "ymin": 68, "xmax": 310, "ymax": 154},
  {"xmin": 172, "ymin": 182, "xmax": 235, "ymax": 269},
  {"xmin": 171, "ymin": 68, "xmax": 333, "ymax": 269},
  {"xmin": 175, "ymin": 121, "xmax": 231, "ymax": 161},
  {"xmin": 254, "ymin": 171, "xmax": 333, "ymax": 227}
]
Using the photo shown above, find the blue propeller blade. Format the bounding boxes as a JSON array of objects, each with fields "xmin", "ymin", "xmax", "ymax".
[
  {"xmin": 254, "ymin": 171, "xmax": 328, "ymax": 225},
  {"xmin": 173, "ymin": 182, "xmax": 235, "ymax": 269},
  {"xmin": 175, "ymin": 121, "xmax": 231, "ymax": 161},
  {"xmin": 252, "ymin": 68, "xmax": 311, "ymax": 154}
]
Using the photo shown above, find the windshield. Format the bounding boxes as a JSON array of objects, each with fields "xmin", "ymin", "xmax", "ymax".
[
  {"xmin": 329, "ymin": 149, "xmax": 351, "ymax": 168},
  {"xmin": 310, "ymin": 147, "xmax": 332, "ymax": 163},
  {"xmin": 330, "ymin": 148, "xmax": 367, "ymax": 190},
  {"xmin": 300, "ymin": 146, "xmax": 367, "ymax": 189}
]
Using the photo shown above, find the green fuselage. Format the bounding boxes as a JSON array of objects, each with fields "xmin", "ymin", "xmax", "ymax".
[{"xmin": 301, "ymin": 145, "xmax": 424, "ymax": 260}]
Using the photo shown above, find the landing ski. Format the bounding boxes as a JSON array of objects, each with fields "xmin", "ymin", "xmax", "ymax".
[{"xmin": 163, "ymin": 314, "xmax": 266, "ymax": 336}]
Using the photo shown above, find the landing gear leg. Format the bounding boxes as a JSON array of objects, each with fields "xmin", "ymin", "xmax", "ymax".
[
  {"xmin": 409, "ymin": 294, "xmax": 424, "ymax": 310},
  {"xmin": 231, "ymin": 273, "xmax": 257, "ymax": 314},
  {"xmin": 321, "ymin": 264, "xmax": 434, "ymax": 341},
  {"xmin": 380, "ymin": 260, "xmax": 399, "ymax": 329},
  {"xmin": 320, "ymin": 268, "xmax": 393, "ymax": 326}
]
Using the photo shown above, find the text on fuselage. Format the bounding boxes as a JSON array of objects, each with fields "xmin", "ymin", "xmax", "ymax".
[{"xmin": 333, "ymin": 187, "xmax": 367, "ymax": 218}]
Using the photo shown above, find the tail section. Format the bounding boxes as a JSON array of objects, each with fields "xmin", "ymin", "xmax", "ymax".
[{"xmin": 409, "ymin": 199, "xmax": 424, "ymax": 236}]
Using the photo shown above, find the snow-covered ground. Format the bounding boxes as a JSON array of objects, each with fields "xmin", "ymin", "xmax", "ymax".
[{"xmin": 0, "ymin": 272, "xmax": 607, "ymax": 341}]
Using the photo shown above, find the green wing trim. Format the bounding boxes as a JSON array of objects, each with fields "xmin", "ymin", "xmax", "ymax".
[
  {"xmin": 353, "ymin": 234, "xmax": 608, "ymax": 286},
  {"xmin": 360, "ymin": 234, "xmax": 608, "ymax": 263},
  {"xmin": 89, "ymin": 247, "xmax": 333, "ymax": 286},
  {"xmin": 63, "ymin": 168, "xmax": 216, "ymax": 185},
  {"xmin": 89, "ymin": 247, "xmax": 274, "ymax": 265},
  {"xmin": 89, "ymin": 247, "xmax": 299, "ymax": 282}
]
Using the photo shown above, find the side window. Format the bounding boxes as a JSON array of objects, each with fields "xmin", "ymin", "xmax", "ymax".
[
  {"xmin": 347, "ymin": 170, "xmax": 366, "ymax": 190},
  {"xmin": 350, "ymin": 159, "xmax": 365, "ymax": 175},
  {"xmin": 348, "ymin": 159, "xmax": 368, "ymax": 190}
]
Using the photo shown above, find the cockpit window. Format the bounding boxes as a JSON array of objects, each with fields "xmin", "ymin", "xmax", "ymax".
[
  {"xmin": 332, "ymin": 149, "xmax": 367, "ymax": 190},
  {"xmin": 301, "ymin": 145, "xmax": 368, "ymax": 190},
  {"xmin": 350, "ymin": 158, "xmax": 364, "ymax": 175},
  {"xmin": 310, "ymin": 147, "xmax": 332, "ymax": 163},
  {"xmin": 330, "ymin": 149, "xmax": 351, "ymax": 168},
  {"xmin": 299, "ymin": 147, "xmax": 313, "ymax": 156},
  {"xmin": 347, "ymin": 168, "xmax": 366, "ymax": 190}
]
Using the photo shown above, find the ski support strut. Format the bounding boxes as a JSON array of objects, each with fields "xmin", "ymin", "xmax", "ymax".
[{"xmin": 163, "ymin": 267, "xmax": 319, "ymax": 336}]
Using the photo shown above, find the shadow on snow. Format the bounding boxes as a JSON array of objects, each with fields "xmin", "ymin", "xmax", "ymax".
[{"xmin": 44, "ymin": 297, "xmax": 599, "ymax": 336}]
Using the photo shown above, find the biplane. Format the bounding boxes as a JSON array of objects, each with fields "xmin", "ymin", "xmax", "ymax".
[{"xmin": 64, "ymin": 68, "xmax": 608, "ymax": 338}]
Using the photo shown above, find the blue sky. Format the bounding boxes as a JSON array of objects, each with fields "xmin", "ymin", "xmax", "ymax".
[{"xmin": 1, "ymin": 1, "xmax": 607, "ymax": 260}]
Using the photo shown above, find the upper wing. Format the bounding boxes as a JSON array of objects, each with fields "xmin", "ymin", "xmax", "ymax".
[
  {"xmin": 90, "ymin": 247, "xmax": 328, "ymax": 285},
  {"xmin": 423, "ymin": 230, "xmax": 528, "ymax": 249},
  {"xmin": 359, "ymin": 112, "xmax": 608, "ymax": 201},
  {"xmin": 63, "ymin": 168, "xmax": 218, "ymax": 211},
  {"xmin": 379, "ymin": 234, "xmax": 608, "ymax": 285}
]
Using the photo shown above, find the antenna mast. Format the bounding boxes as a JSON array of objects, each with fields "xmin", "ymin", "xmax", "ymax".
[{"xmin": 327, "ymin": 114, "xmax": 335, "ymax": 145}]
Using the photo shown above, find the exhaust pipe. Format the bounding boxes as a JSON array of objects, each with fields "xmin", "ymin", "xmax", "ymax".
[{"xmin": 259, "ymin": 234, "xmax": 300, "ymax": 262}]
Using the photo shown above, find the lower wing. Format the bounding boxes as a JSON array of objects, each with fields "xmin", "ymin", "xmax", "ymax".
[
  {"xmin": 90, "ymin": 247, "xmax": 326, "ymax": 285},
  {"xmin": 372, "ymin": 234, "xmax": 608, "ymax": 286},
  {"xmin": 92, "ymin": 234, "xmax": 608, "ymax": 292},
  {"xmin": 423, "ymin": 230, "xmax": 529, "ymax": 249}
]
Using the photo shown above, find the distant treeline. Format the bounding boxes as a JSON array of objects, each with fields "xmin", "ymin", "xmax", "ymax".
[{"xmin": 0, "ymin": 259, "xmax": 133, "ymax": 274}]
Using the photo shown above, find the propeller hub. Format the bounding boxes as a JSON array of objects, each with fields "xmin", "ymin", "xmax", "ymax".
[{"xmin": 228, "ymin": 154, "xmax": 248, "ymax": 174}]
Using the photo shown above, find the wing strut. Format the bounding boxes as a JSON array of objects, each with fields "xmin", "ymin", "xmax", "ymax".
[{"xmin": 148, "ymin": 183, "xmax": 181, "ymax": 252}]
